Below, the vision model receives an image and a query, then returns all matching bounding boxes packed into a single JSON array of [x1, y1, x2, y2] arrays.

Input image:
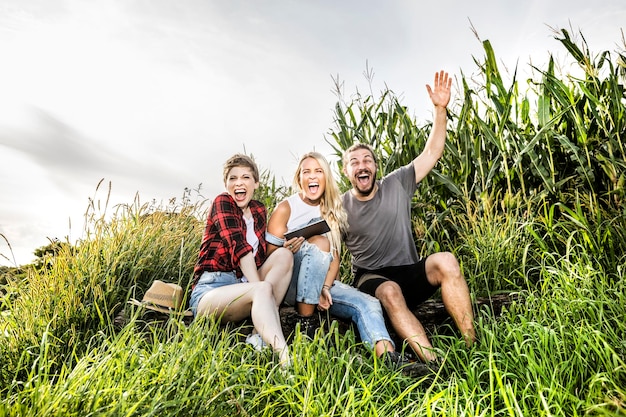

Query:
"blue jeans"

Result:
[[284, 241, 394, 349], [328, 280, 394, 349], [284, 241, 333, 306]]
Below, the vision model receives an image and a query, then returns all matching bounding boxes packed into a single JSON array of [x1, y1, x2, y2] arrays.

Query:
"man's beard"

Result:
[[355, 183, 375, 197]]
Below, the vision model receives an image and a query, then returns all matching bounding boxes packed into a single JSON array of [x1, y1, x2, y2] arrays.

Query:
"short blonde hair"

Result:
[[222, 154, 259, 184]]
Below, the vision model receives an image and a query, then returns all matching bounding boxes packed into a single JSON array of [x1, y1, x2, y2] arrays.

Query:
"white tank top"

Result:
[[285, 193, 321, 232]]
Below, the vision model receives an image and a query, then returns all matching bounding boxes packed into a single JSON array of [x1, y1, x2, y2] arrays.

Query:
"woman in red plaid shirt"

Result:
[[189, 154, 293, 367]]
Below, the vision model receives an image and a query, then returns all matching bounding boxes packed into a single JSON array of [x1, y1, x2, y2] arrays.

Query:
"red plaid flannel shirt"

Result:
[[192, 192, 267, 286]]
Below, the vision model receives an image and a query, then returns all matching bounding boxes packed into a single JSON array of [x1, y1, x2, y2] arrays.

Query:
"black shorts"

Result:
[[354, 257, 438, 309]]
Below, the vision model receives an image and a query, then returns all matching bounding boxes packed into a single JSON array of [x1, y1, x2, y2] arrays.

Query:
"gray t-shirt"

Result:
[[342, 163, 420, 270]]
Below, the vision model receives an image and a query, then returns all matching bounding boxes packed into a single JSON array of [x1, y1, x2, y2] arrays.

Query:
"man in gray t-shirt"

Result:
[[341, 71, 476, 363]]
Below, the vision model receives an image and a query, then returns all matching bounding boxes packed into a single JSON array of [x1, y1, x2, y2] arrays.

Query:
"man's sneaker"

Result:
[[382, 351, 435, 378], [245, 332, 267, 351]]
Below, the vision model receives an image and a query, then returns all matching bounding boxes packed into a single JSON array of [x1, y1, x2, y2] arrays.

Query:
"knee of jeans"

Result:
[[350, 292, 384, 316], [311, 248, 332, 268], [342, 292, 384, 319], [300, 248, 331, 272], [303, 240, 331, 258], [366, 299, 384, 317]]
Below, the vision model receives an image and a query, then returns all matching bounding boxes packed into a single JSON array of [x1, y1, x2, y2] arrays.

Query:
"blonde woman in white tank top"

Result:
[[266, 153, 431, 377]]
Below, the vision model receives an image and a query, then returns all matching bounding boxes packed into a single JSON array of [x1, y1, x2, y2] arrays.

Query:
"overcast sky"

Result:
[[1, 0, 624, 267]]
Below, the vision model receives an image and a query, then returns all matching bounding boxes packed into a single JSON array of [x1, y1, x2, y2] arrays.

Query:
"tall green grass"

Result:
[[0, 181, 205, 390], [6, 268, 621, 417]]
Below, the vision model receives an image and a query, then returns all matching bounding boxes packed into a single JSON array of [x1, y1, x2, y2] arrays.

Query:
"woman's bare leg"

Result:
[[258, 247, 293, 306], [196, 281, 290, 366]]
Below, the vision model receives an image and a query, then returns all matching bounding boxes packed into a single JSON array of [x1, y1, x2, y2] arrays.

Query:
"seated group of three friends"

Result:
[[188, 71, 476, 376]]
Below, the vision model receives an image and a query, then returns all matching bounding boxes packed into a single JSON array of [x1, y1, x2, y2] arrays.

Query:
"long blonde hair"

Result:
[[292, 152, 348, 254]]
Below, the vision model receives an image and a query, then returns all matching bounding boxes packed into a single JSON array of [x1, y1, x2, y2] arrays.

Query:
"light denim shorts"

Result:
[[189, 271, 242, 316]]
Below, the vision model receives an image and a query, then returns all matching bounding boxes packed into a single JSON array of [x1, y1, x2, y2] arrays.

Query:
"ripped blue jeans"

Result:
[[328, 281, 394, 349], [284, 240, 332, 306], [283, 240, 394, 349]]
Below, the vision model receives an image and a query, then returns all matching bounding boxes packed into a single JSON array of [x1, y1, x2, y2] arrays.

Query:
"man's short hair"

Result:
[[343, 143, 378, 166]]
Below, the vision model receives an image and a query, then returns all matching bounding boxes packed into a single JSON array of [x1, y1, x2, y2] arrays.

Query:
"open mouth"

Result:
[[234, 189, 247, 202], [356, 171, 371, 187], [308, 182, 320, 194]]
